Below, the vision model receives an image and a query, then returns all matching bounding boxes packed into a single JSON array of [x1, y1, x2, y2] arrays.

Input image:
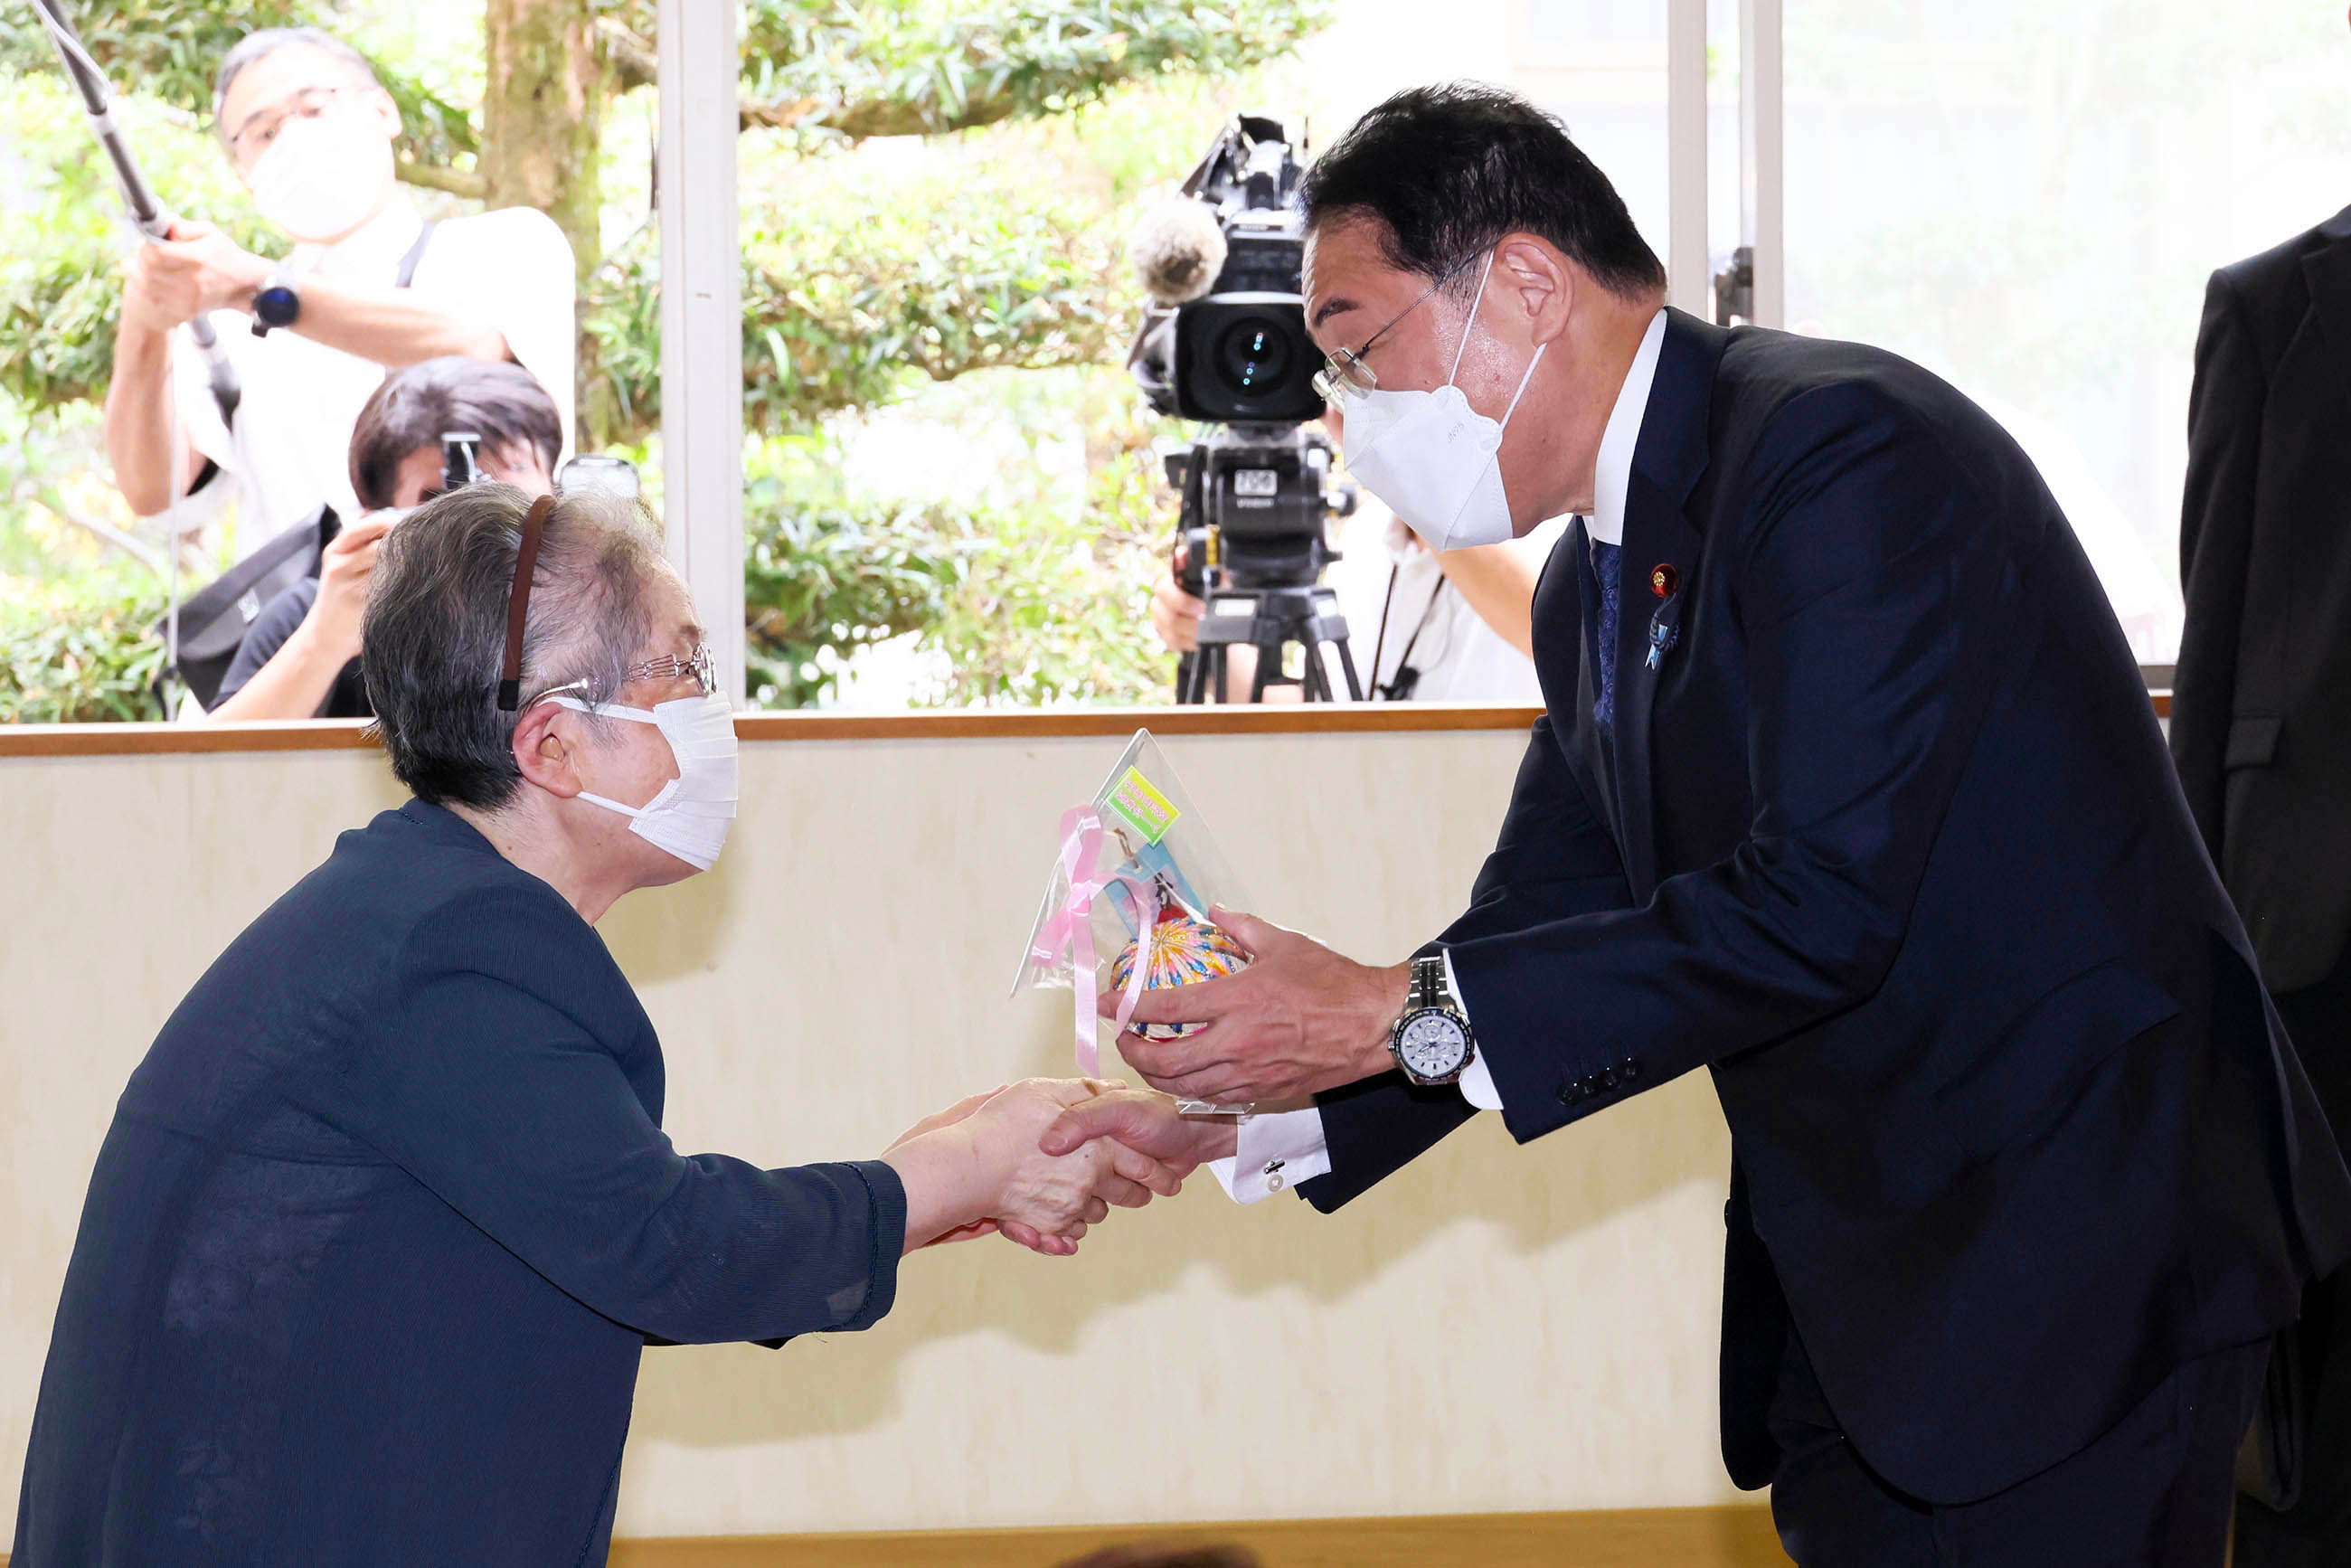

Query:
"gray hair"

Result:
[[364, 485, 667, 810], [213, 27, 382, 128]]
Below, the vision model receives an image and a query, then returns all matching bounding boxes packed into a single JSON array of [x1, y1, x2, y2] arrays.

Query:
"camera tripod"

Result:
[[1176, 582, 1364, 704]]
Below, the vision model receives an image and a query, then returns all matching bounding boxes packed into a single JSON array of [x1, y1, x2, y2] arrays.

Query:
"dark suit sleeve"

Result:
[[1451, 384, 2011, 1147], [331, 890, 904, 1346], [2169, 269, 2267, 863], [1301, 716, 1634, 1212], [214, 580, 318, 704]]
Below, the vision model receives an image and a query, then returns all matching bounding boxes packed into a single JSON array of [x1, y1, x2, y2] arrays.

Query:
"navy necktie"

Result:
[[1591, 539, 1622, 731]]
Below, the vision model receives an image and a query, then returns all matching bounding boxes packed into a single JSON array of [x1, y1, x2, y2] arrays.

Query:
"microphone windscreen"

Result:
[[1129, 197, 1228, 307]]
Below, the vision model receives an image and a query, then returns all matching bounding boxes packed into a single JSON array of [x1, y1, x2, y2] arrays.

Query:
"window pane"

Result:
[[1784, 0, 2351, 663], [0, 0, 621, 721]]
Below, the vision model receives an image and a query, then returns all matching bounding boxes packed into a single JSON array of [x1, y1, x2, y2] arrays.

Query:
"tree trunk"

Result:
[[480, 0, 602, 433]]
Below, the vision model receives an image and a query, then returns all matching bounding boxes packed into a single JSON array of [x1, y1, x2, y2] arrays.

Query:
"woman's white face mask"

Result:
[[545, 691, 739, 872], [1338, 250, 1547, 553]]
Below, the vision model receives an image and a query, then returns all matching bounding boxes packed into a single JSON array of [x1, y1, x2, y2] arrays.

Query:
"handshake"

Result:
[[881, 1079, 1243, 1256], [885, 908, 1419, 1254]]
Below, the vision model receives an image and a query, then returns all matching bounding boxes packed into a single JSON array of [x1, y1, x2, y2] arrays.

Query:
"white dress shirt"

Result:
[[1208, 307, 1669, 1204], [167, 195, 577, 547], [1317, 506, 1565, 704]]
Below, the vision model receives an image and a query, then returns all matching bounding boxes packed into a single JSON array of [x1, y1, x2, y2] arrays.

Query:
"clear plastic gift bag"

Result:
[[1011, 730, 1255, 1118]]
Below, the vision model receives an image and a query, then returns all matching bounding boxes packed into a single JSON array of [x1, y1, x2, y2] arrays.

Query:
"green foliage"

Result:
[[2, 0, 1330, 715], [0, 73, 279, 408], [741, 0, 1332, 138], [0, 399, 195, 723], [0, 575, 168, 723], [920, 419, 1173, 706], [741, 439, 953, 706], [0, 0, 478, 165], [745, 197, 1124, 434], [581, 172, 1128, 448]]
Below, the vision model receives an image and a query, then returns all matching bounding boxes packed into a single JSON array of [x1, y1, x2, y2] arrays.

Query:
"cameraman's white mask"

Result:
[[546, 691, 740, 872], [1341, 250, 1546, 553], [248, 109, 394, 244]]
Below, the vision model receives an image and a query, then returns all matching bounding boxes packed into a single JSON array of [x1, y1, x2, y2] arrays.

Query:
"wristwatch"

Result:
[[250, 257, 300, 335], [1389, 953, 1476, 1086]]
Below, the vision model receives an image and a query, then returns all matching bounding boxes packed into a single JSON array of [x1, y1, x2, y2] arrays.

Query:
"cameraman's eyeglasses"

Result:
[[226, 84, 352, 168], [1310, 251, 1483, 407]]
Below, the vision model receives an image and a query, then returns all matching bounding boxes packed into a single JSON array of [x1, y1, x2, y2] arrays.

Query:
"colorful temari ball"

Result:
[[1109, 911, 1251, 1041]]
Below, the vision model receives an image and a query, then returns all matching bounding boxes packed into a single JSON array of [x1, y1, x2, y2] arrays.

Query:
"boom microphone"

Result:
[[1128, 195, 1228, 307], [33, 0, 241, 430]]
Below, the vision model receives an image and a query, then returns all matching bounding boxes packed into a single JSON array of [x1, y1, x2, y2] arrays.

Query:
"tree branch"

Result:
[[396, 158, 488, 200], [599, 17, 657, 95], [41, 491, 166, 576]]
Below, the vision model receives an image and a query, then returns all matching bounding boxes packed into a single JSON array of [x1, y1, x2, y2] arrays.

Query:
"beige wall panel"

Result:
[[0, 729, 1744, 1542]]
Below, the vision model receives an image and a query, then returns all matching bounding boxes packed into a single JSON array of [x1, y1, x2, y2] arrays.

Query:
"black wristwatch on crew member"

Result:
[[1389, 952, 1476, 1086], [251, 256, 301, 336]]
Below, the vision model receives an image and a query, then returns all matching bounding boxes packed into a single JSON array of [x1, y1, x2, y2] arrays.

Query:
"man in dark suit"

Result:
[[1048, 84, 2351, 1562], [2172, 195, 2351, 1563]]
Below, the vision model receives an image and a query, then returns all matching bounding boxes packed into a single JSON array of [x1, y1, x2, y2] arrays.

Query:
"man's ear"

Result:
[[366, 85, 403, 139], [1495, 233, 1574, 348], [511, 704, 585, 800]]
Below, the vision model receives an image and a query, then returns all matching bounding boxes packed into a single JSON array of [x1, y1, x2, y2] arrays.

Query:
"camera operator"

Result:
[[104, 26, 574, 542], [1149, 497, 1559, 702], [209, 357, 560, 722]]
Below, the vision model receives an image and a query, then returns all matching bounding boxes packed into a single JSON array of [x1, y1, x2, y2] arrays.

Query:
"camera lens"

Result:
[[1213, 316, 1295, 398]]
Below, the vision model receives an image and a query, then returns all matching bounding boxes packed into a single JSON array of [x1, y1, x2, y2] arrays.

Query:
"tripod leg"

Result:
[[1249, 645, 1273, 704], [1300, 640, 1330, 703], [1332, 638, 1364, 702]]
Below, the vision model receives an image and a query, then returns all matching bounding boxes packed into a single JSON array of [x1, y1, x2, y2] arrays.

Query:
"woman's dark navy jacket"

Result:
[[13, 800, 907, 1565]]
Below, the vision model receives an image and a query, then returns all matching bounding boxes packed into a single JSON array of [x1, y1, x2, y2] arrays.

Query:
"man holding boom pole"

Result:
[[99, 26, 575, 545]]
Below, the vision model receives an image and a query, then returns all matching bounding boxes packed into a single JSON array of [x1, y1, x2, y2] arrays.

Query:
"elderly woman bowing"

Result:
[[13, 486, 1178, 1566]]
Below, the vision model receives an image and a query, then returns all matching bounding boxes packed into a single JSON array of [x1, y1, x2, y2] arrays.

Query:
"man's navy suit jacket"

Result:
[[1297, 308, 2351, 1505]]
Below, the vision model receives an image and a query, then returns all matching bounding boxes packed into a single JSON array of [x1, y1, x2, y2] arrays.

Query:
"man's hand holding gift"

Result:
[[1091, 907, 1411, 1106]]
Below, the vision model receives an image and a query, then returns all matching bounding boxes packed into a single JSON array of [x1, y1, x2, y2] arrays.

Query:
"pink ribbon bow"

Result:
[[1028, 806, 1160, 1078]]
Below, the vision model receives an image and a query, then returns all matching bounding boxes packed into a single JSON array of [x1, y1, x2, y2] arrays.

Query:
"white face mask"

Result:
[[247, 109, 393, 244], [547, 691, 740, 872], [1340, 250, 1548, 552]]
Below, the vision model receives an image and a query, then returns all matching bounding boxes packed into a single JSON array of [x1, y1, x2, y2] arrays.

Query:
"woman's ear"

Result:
[[510, 704, 584, 800]]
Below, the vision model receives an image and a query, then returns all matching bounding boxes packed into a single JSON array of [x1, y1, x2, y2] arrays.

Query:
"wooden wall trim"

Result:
[[0, 684, 2172, 760], [601, 1507, 1790, 1568], [0, 705, 1544, 760]]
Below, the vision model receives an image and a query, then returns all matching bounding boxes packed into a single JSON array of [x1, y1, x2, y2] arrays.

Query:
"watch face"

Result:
[[1396, 1010, 1469, 1080], [255, 286, 299, 327]]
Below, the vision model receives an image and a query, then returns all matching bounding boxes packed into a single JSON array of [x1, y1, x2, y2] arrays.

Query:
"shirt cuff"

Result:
[[1442, 949, 1505, 1111], [1206, 1106, 1332, 1204]]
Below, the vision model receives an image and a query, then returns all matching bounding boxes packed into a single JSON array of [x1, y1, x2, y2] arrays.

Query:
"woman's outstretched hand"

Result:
[[884, 1079, 1188, 1257]]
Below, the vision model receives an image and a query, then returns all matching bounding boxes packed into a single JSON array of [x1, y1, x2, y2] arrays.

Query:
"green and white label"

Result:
[[1104, 767, 1180, 845]]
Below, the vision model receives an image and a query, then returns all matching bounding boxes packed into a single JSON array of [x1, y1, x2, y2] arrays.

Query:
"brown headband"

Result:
[[496, 493, 556, 711]]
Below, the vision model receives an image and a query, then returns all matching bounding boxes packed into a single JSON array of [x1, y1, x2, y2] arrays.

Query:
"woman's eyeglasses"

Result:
[[496, 495, 717, 713]]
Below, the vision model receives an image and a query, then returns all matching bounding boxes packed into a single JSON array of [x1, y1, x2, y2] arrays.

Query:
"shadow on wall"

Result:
[[622, 1073, 1731, 1450]]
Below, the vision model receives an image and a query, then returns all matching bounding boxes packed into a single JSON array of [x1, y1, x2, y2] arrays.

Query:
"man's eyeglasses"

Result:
[[1310, 251, 1483, 407], [226, 84, 351, 168]]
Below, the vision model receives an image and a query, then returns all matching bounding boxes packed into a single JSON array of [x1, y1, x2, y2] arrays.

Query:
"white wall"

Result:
[[0, 728, 1744, 1538]]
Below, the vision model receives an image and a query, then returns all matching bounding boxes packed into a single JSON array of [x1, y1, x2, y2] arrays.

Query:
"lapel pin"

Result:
[[1649, 562, 1678, 598]]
